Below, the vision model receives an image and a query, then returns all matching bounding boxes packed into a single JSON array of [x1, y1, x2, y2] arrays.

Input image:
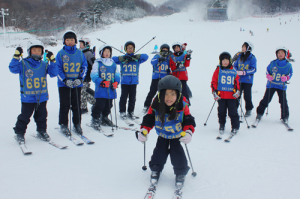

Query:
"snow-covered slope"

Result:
[[0, 12, 299, 199]]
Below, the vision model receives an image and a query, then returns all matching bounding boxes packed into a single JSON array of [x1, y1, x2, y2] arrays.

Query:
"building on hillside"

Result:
[[207, 0, 228, 21]]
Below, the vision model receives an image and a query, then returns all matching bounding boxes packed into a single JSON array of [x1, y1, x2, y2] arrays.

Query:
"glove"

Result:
[[46, 51, 56, 62], [176, 62, 184, 68], [266, 74, 274, 81], [158, 57, 166, 62], [111, 82, 118, 90], [13, 47, 23, 59], [237, 71, 246, 76], [137, 129, 148, 142], [179, 130, 192, 144], [233, 90, 240, 99], [281, 75, 290, 82], [213, 91, 221, 101], [73, 79, 82, 87], [125, 56, 133, 62], [64, 79, 73, 88], [186, 54, 191, 60], [100, 80, 110, 88]]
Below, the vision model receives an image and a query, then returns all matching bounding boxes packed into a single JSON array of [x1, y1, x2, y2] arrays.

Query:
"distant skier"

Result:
[[79, 37, 96, 114], [211, 52, 240, 137], [9, 40, 58, 143], [43, 49, 48, 61], [233, 41, 257, 117], [90, 44, 120, 129], [254, 47, 293, 125], [112, 41, 149, 120], [137, 75, 196, 190]]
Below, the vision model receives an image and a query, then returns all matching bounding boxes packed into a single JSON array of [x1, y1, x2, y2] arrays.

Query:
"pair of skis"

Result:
[[251, 119, 294, 131], [86, 123, 114, 137], [216, 130, 235, 143], [144, 183, 183, 199], [55, 127, 95, 145], [15, 133, 68, 155]]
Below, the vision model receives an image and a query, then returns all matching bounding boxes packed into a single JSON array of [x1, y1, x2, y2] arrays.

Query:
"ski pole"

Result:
[[236, 99, 250, 128], [185, 144, 197, 177], [75, 87, 81, 125], [112, 84, 118, 129], [107, 86, 114, 132], [282, 82, 286, 120], [239, 81, 243, 121], [136, 130, 148, 171], [96, 38, 125, 55], [142, 142, 147, 171], [266, 81, 272, 116], [69, 88, 72, 134], [204, 101, 216, 126], [135, 36, 156, 54]]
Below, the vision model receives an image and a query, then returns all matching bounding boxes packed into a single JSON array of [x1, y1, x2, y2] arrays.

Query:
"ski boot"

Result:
[[245, 110, 252, 117], [175, 175, 186, 189], [101, 116, 116, 127], [281, 118, 289, 124], [219, 124, 225, 135], [91, 117, 101, 130], [127, 112, 139, 120], [37, 130, 51, 141], [256, 114, 263, 121], [142, 106, 149, 114], [231, 128, 239, 136], [120, 112, 127, 120], [15, 134, 25, 144], [73, 124, 83, 136], [150, 171, 161, 185], [60, 124, 71, 137]]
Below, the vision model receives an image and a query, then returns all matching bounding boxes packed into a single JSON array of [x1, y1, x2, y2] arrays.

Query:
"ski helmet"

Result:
[[160, 44, 170, 57], [243, 41, 254, 52], [172, 42, 181, 51], [219, 52, 232, 65], [27, 40, 44, 60], [276, 46, 288, 57], [79, 37, 91, 48], [99, 44, 112, 58], [124, 41, 135, 52], [158, 75, 182, 93], [63, 30, 77, 45]]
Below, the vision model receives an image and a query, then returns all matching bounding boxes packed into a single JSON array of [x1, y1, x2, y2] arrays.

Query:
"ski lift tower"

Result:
[[1, 8, 9, 46]]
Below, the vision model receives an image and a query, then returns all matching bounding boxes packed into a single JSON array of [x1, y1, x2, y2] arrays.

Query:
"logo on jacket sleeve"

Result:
[[62, 55, 69, 63]]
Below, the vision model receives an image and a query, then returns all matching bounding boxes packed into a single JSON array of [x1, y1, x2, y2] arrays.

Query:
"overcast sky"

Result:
[[145, 0, 169, 6]]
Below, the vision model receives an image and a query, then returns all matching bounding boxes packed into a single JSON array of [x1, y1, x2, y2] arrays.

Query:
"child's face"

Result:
[[165, 89, 177, 106], [79, 42, 85, 49], [242, 45, 247, 52], [65, 38, 75, 46], [31, 47, 42, 56], [102, 48, 111, 58], [174, 46, 181, 53], [222, 59, 230, 67], [126, 45, 134, 54], [277, 50, 286, 60]]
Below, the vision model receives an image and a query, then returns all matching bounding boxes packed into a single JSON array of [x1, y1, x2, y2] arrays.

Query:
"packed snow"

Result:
[[0, 12, 300, 199]]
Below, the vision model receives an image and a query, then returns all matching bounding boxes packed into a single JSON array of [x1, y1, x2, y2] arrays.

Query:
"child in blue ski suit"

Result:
[[255, 47, 293, 124], [9, 40, 58, 143], [56, 30, 87, 136], [112, 41, 148, 120], [90, 44, 120, 129]]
